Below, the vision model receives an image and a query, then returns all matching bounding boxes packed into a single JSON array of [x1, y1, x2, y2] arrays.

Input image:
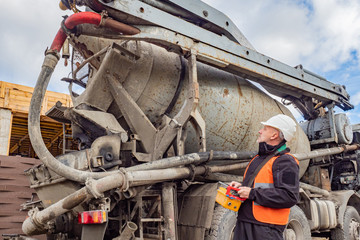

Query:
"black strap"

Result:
[[245, 152, 277, 188]]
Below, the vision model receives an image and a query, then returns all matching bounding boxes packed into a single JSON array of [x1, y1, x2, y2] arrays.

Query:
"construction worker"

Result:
[[231, 114, 299, 240]]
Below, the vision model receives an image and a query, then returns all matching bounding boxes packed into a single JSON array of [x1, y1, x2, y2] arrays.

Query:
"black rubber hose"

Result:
[[28, 53, 114, 182]]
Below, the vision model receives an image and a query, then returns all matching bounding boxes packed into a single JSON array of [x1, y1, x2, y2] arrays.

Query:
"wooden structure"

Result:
[[0, 81, 73, 236], [0, 81, 73, 157]]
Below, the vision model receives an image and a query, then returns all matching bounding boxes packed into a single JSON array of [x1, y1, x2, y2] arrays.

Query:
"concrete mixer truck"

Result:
[[9, 0, 360, 240]]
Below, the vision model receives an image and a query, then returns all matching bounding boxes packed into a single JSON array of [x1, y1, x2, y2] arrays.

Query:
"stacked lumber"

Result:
[[0, 81, 72, 116], [0, 81, 74, 158]]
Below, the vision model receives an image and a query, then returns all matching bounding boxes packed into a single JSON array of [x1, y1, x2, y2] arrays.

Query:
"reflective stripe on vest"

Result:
[[243, 153, 299, 225]]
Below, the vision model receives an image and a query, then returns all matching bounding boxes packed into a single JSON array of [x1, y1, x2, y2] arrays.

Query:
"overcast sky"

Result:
[[1, 0, 360, 123]]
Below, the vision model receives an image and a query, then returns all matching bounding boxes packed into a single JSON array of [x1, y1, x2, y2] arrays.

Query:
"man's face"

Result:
[[257, 125, 279, 143]]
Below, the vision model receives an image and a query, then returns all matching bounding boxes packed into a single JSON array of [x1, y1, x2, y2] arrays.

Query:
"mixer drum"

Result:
[[173, 62, 310, 177], [70, 37, 311, 177]]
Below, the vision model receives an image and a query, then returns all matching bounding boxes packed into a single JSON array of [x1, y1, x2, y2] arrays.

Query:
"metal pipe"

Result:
[[127, 145, 360, 186], [123, 186, 146, 199], [23, 166, 199, 235], [162, 183, 177, 240], [126, 144, 359, 174], [300, 182, 329, 197], [75, 24, 128, 39], [22, 144, 360, 235], [294, 144, 359, 161], [126, 151, 256, 171], [22, 172, 126, 235], [22, 161, 252, 235], [200, 145, 360, 173], [117, 222, 138, 240], [127, 168, 194, 186], [207, 162, 249, 173], [103, 17, 140, 35], [198, 145, 360, 175], [23, 166, 198, 235], [127, 162, 249, 187], [196, 172, 243, 183]]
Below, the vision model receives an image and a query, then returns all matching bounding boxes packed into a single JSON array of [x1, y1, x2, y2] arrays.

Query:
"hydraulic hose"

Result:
[[29, 54, 113, 182], [50, 12, 140, 52], [28, 12, 139, 182]]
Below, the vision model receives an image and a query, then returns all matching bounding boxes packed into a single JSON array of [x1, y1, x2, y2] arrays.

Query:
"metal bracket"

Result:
[[86, 178, 104, 199], [106, 45, 206, 160], [171, 50, 206, 153], [27, 207, 46, 233], [108, 76, 157, 154], [89, 197, 111, 212], [189, 108, 206, 152]]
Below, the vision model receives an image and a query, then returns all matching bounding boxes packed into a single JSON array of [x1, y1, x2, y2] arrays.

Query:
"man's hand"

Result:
[[237, 187, 252, 199], [230, 181, 242, 188]]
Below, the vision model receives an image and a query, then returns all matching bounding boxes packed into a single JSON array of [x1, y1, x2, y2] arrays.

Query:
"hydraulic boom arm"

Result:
[[80, 0, 353, 119]]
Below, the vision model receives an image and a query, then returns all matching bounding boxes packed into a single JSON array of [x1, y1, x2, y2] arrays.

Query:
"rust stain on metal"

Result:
[[232, 80, 243, 132], [237, 83, 243, 97], [70, 39, 99, 69], [73, 42, 94, 60], [217, 120, 228, 133], [223, 88, 229, 97], [103, 18, 140, 35]]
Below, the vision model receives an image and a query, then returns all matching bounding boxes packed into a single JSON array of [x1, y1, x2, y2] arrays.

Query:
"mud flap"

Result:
[[178, 183, 218, 239], [329, 190, 360, 228], [81, 222, 108, 240]]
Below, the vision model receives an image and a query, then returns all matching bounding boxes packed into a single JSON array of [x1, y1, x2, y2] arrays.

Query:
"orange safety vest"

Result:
[[243, 153, 299, 225]]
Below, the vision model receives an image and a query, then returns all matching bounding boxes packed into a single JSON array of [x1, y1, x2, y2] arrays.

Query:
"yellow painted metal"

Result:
[[59, 1, 68, 11], [215, 187, 241, 212]]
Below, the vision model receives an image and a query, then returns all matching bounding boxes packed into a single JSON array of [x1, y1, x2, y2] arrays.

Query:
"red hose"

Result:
[[50, 12, 102, 52], [65, 11, 102, 29], [50, 28, 68, 53], [49, 12, 139, 52]]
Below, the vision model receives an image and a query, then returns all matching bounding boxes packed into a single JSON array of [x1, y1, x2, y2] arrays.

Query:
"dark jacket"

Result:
[[237, 141, 300, 232]]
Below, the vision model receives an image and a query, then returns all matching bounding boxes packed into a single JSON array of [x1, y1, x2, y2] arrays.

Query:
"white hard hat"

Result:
[[261, 114, 297, 142]]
